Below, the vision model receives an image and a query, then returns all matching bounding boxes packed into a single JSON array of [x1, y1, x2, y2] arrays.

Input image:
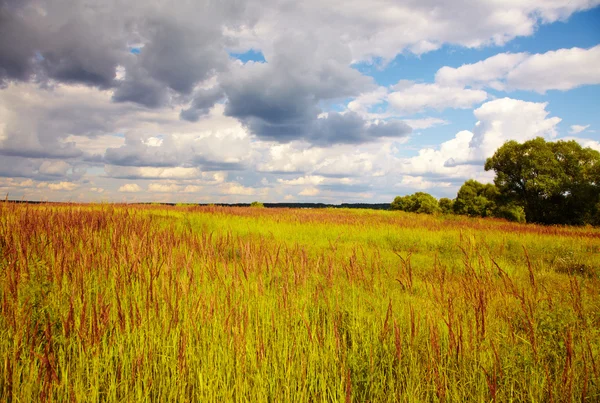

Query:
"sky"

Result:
[[0, 0, 599, 203]]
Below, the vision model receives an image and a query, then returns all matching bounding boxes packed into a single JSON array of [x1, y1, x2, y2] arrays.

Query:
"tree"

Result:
[[250, 201, 265, 208], [453, 180, 499, 217], [485, 137, 600, 225], [439, 198, 454, 214], [391, 195, 412, 212], [391, 192, 440, 214]]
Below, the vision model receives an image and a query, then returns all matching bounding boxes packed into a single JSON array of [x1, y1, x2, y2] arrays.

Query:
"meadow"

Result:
[[1, 202, 599, 402]]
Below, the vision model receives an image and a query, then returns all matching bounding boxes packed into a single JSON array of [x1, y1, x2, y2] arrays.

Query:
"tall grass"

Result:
[[1, 202, 599, 401]]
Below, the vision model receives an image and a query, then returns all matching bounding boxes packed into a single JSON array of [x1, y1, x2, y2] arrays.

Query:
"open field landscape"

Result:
[[1, 202, 599, 402]]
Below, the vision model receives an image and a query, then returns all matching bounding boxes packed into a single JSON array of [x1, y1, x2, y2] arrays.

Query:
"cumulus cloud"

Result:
[[118, 183, 142, 192], [277, 176, 325, 186], [180, 86, 225, 122], [388, 83, 488, 115], [2, 0, 600, 201], [222, 183, 258, 196], [467, 98, 561, 161], [436, 45, 600, 92], [48, 181, 78, 191], [3, 0, 594, 146], [39, 161, 71, 176], [230, 0, 600, 62], [506, 45, 600, 92], [183, 185, 203, 193], [400, 98, 563, 179], [396, 175, 452, 190], [436, 53, 528, 89], [220, 33, 384, 144], [299, 187, 320, 196]]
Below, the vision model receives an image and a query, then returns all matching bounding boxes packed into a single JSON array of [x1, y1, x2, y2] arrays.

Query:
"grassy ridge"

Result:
[[1, 203, 599, 402]]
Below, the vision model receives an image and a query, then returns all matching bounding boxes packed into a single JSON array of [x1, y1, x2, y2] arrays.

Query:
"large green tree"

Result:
[[484, 137, 600, 225], [453, 179, 499, 217]]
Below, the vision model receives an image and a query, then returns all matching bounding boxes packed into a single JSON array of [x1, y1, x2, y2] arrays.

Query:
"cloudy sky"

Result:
[[1, 0, 599, 203]]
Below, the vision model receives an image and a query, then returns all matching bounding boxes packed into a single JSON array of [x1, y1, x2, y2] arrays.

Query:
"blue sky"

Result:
[[0, 0, 599, 203]]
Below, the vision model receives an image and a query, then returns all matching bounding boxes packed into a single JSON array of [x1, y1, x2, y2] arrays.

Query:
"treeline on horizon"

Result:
[[392, 137, 600, 226]]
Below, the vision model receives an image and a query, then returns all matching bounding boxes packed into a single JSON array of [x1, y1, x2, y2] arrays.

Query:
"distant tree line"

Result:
[[392, 137, 600, 225]]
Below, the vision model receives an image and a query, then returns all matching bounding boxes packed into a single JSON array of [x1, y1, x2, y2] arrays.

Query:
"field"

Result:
[[1, 202, 600, 402]]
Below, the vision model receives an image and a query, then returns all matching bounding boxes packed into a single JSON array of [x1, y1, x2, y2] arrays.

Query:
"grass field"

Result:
[[1, 202, 599, 402]]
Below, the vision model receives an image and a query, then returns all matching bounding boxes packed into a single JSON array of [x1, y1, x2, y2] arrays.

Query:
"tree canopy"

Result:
[[485, 137, 600, 225], [453, 179, 499, 217], [391, 192, 440, 214], [391, 138, 599, 226]]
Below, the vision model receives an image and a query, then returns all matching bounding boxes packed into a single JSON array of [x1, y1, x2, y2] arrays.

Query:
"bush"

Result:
[[391, 192, 440, 215], [439, 198, 454, 214], [495, 204, 526, 223], [250, 201, 265, 208]]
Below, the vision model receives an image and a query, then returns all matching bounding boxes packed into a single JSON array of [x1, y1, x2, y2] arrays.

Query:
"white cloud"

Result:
[[399, 97, 562, 181], [0, 178, 36, 188], [236, 0, 600, 62], [388, 83, 487, 114], [467, 98, 561, 161], [436, 53, 528, 89], [65, 134, 125, 156], [48, 181, 78, 191], [2, 1, 599, 203], [39, 161, 71, 176], [400, 130, 479, 178], [299, 187, 320, 196], [118, 184, 142, 193], [396, 175, 451, 190], [562, 137, 600, 152], [183, 185, 203, 193], [105, 166, 204, 180], [436, 45, 600, 92], [569, 124, 590, 134], [403, 118, 449, 130], [507, 45, 600, 92], [222, 183, 257, 196], [347, 87, 388, 115], [144, 136, 164, 147], [277, 176, 326, 186]]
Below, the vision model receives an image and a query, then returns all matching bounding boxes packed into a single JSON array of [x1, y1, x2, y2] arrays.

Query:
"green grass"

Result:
[[1, 203, 599, 401]]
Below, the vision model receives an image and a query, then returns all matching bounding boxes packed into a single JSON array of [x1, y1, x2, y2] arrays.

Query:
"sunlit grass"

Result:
[[1, 202, 599, 401]]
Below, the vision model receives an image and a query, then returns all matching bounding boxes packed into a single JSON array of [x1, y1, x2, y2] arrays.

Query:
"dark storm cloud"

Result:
[[0, 2, 38, 85], [0, 145, 82, 160], [2, 0, 411, 150], [0, 0, 126, 88], [220, 33, 382, 145], [180, 86, 225, 121], [138, 21, 227, 94], [0, 0, 237, 93], [0, 155, 83, 181], [310, 112, 412, 146], [0, 156, 42, 178], [37, 20, 123, 88], [112, 67, 170, 108]]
